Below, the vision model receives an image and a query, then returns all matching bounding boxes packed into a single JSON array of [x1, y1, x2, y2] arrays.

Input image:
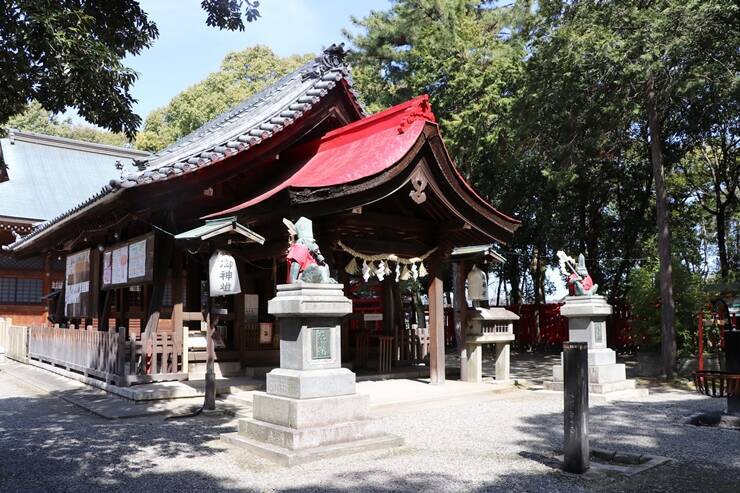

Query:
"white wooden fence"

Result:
[[0, 318, 29, 362], [28, 325, 125, 385], [25, 325, 185, 386]]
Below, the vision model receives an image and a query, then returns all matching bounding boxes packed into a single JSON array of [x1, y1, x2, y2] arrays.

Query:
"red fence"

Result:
[[505, 301, 636, 352]]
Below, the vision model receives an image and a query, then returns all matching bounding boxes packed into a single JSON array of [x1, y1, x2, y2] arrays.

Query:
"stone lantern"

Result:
[[463, 307, 518, 383]]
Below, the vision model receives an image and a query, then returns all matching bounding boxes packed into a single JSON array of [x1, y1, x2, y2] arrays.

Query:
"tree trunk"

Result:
[[716, 198, 729, 279], [647, 76, 676, 378]]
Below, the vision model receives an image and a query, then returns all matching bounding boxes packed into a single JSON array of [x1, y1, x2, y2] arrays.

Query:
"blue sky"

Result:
[[124, 0, 391, 121]]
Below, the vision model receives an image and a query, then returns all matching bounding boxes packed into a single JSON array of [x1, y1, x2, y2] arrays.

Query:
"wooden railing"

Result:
[[28, 325, 124, 385], [26, 325, 185, 387], [0, 318, 29, 363]]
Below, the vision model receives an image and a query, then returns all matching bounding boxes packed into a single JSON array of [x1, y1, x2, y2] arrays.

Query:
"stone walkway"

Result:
[[2, 358, 738, 492]]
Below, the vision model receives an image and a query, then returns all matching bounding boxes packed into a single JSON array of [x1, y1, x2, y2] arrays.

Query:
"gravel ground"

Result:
[[1, 366, 738, 492]]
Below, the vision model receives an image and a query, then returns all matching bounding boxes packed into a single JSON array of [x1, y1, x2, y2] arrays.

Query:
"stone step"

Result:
[[221, 431, 403, 467]]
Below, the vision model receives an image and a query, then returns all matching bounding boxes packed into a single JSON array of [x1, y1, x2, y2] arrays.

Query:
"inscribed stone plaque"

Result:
[[311, 327, 332, 360], [593, 321, 605, 346]]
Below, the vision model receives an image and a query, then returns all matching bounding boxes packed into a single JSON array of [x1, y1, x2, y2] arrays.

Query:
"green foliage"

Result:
[[0, 0, 158, 139], [347, 0, 738, 308], [0, 0, 264, 139], [626, 238, 705, 354], [6, 101, 129, 147], [136, 46, 313, 151]]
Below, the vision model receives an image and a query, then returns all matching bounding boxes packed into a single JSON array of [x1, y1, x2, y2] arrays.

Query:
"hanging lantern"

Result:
[[345, 257, 359, 275]]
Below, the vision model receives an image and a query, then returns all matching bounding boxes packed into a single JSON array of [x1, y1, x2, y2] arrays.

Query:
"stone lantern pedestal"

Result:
[[544, 296, 647, 400], [222, 282, 402, 465]]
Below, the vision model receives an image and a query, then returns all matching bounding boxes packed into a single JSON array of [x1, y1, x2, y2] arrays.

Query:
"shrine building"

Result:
[[6, 45, 520, 387]]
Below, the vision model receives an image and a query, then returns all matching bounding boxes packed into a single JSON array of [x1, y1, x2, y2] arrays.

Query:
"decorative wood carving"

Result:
[[409, 169, 428, 204]]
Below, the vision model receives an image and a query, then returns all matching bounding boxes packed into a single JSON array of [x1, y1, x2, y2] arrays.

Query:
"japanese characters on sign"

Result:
[[101, 233, 155, 289], [208, 250, 241, 296]]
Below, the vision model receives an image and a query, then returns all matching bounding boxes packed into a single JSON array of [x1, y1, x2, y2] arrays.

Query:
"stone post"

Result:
[[563, 341, 589, 473], [221, 282, 402, 465], [725, 330, 740, 416]]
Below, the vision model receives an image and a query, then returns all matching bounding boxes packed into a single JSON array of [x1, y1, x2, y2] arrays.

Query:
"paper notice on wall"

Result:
[[102, 251, 112, 285], [112, 246, 128, 285], [127, 239, 146, 279], [244, 294, 259, 322], [65, 281, 90, 304]]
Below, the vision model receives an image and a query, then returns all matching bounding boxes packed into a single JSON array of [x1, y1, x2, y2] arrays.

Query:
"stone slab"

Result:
[[221, 432, 403, 467], [240, 416, 382, 450], [252, 392, 370, 429], [268, 283, 352, 317], [266, 367, 356, 399], [552, 362, 626, 384], [560, 296, 613, 318]]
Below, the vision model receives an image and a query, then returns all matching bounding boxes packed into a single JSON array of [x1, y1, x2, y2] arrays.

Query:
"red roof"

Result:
[[206, 95, 435, 218], [205, 95, 519, 228]]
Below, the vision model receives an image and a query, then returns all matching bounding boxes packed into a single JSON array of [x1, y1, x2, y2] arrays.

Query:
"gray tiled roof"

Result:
[[119, 43, 363, 187], [0, 131, 149, 222], [6, 44, 362, 252]]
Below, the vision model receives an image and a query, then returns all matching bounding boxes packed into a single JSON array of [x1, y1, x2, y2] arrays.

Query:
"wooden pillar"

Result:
[[382, 277, 394, 335], [43, 253, 52, 321], [452, 261, 470, 381], [171, 249, 185, 373], [428, 273, 445, 385]]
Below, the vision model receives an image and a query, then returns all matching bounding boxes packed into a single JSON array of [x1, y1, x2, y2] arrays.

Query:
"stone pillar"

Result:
[[544, 296, 647, 399], [563, 342, 589, 473], [463, 343, 483, 383], [494, 343, 510, 381], [725, 330, 740, 416], [222, 282, 402, 465]]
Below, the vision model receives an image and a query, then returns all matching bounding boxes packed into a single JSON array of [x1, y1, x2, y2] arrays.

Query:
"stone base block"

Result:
[[552, 363, 626, 384], [252, 392, 370, 429], [240, 416, 384, 451], [266, 367, 356, 399], [222, 432, 403, 467], [543, 378, 647, 401]]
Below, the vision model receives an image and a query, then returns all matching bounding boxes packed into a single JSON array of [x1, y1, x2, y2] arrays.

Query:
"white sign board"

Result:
[[127, 239, 147, 278], [112, 246, 128, 285]]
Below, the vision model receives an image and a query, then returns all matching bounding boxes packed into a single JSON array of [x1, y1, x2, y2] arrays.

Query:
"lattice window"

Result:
[[16, 278, 43, 303], [0, 277, 17, 303], [481, 321, 511, 334], [0, 277, 43, 304]]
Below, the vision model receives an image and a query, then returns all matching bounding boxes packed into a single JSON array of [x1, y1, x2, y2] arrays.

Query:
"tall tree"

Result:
[[524, 0, 738, 376], [0, 0, 264, 138], [6, 101, 129, 147], [135, 46, 313, 151]]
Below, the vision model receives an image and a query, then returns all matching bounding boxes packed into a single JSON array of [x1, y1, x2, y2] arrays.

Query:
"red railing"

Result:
[[504, 301, 636, 352]]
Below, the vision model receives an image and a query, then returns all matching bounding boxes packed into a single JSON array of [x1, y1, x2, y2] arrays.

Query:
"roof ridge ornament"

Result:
[[397, 95, 436, 134], [303, 43, 346, 81]]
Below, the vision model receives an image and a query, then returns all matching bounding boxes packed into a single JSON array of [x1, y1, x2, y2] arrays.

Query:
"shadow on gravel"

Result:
[[0, 390, 235, 492], [513, 393, 740, 492]]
